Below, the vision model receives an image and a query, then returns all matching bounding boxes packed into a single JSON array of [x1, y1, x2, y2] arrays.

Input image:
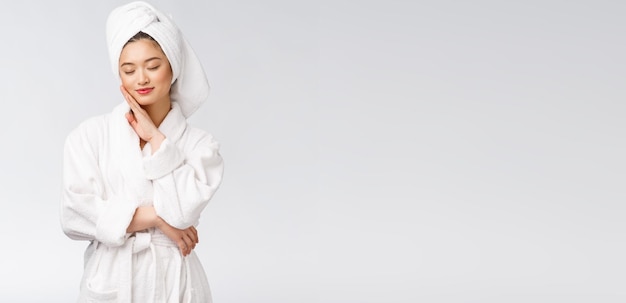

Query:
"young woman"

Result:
[[61, 2, 223, 302]]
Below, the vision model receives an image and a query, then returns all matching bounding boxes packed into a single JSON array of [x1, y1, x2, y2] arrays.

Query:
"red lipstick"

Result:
[[136, 87, 154, 95]]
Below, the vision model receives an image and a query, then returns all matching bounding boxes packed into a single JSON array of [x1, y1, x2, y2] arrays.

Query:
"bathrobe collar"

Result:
[[154, 102, 187, 144], [114, 101, 187, 146], [108, 101, 187, 206]]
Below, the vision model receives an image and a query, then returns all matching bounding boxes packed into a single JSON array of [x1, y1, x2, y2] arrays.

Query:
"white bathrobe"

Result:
[[61, 101, 223, 302]]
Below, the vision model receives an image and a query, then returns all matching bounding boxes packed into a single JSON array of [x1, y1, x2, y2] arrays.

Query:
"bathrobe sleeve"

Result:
[[143, 131, 223, 229], [61, 120, 136, 247]]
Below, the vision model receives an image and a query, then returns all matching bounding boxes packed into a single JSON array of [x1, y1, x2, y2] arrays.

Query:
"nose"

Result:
[[137, 71, 150, 85]]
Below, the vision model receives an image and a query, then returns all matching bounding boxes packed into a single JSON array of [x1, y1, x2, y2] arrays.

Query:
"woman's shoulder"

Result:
[[65, 112, 112, 145], [67, 103, 126, 140]]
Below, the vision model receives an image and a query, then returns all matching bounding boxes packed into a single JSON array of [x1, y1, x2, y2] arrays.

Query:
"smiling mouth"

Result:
[[136, 88, 154, 95]]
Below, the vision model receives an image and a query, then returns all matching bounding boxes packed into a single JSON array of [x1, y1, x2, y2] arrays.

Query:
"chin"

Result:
[[136, 99, 156, 107], [138, 94, 169, 107]]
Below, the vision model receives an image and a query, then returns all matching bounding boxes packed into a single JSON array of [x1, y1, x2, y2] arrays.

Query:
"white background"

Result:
[[0, 1, 624, 302]]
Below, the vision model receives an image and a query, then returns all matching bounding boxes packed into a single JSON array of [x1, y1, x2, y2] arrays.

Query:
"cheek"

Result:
[[155, 70, 173, 85], [119, 75, 139, 98], [119, 74, 133, 88], [155, 64, 173, 84]]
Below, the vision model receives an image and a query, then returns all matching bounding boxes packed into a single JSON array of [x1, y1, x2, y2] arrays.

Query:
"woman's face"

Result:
[[118, 39, 173, 107]]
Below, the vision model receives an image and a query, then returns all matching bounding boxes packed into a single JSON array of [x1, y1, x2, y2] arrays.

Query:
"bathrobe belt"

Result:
[[116, 231, 193, 302]]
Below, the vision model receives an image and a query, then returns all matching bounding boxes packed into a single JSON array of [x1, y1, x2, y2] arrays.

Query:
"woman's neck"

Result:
[[142, 98, 172, 128]]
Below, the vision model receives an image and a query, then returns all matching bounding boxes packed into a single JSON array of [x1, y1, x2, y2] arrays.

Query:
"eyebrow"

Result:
[[120, 57, 162, 67]]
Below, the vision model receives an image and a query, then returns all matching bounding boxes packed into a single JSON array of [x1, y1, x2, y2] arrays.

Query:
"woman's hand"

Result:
[[120, 85, 165, 149], [156, 218, 199, 257]]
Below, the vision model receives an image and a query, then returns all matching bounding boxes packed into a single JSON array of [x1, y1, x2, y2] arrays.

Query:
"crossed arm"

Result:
[[127, 206, 198, 256], [121, 86, 199, 256]]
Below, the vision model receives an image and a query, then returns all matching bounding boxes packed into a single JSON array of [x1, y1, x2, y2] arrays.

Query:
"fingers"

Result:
[[177, 237, 192, 256], [120, 85, 143, 114], [125, 111, 136, 124], [120, 85, 134, 101], [177, 240, 190, 257], [120, 85, 133, 104], [183, 232, 196, 252], [189, 226, 199, 244], [157, 220, 196, 256], [120, 84, 129, 95], [177, 227, 200, 257]]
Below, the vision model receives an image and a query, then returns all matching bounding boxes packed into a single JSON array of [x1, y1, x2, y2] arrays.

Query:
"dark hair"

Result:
[[124, 31, 159, 47]]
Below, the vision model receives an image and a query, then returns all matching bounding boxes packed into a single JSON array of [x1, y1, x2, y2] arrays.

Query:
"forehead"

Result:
[[119, 39, 168, 64]]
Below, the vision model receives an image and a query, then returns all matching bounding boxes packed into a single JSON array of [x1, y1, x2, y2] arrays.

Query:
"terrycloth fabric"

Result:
[[106, 1, 210, 118], [61, 102, 224, 302]]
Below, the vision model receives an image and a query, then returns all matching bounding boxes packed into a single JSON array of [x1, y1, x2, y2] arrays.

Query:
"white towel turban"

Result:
[[106, 1, 210, 118]]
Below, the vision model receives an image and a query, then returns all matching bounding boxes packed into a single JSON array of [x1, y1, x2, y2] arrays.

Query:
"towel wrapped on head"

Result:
[[106, 1, 209, 118]]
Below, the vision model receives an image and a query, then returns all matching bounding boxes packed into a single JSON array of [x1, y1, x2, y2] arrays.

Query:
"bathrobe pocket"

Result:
[[80, 244, 120, 302]]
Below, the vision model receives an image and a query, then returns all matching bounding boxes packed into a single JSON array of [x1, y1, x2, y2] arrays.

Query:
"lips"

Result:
[[136, 87, 154, 95]]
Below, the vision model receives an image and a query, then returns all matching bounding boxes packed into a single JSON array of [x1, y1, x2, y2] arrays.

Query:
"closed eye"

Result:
[[148, 65, 160, 71]]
